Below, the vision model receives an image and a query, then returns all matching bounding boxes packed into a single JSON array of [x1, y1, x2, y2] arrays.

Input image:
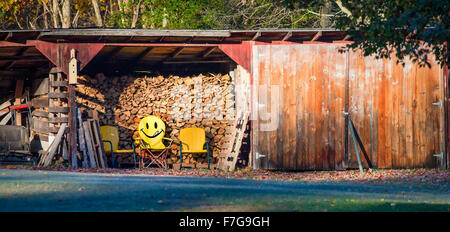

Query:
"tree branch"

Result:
[[334, 0, 352, 17]]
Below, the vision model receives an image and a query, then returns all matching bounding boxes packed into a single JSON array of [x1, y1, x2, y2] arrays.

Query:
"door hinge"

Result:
[[255, 152, 266, 159], [433, 152, 444, 159], [432, 101, 442, 107]]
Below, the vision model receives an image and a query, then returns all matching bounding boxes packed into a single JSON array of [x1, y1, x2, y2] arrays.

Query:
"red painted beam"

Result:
[[218, 41, 254, 74], [106, 43, 219, 47], [35, 41, 104, 75], [0, 40, 36, 47]]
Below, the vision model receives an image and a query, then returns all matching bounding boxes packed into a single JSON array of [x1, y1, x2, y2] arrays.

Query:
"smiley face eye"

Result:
[[154, 122, 158, 129], [146, 123, 149, 129]]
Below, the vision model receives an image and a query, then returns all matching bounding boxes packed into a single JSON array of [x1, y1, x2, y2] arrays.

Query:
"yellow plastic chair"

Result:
[[179, 127, 210, 169], [100, 126, 136, 168]]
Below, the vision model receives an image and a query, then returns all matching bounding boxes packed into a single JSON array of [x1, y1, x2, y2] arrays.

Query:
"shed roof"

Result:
[[0, 28, 350, 78], [0, 28, 347, 44]]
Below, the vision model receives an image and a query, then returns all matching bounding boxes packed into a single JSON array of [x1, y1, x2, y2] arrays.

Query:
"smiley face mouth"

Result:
[[140, 128, 164, 138]]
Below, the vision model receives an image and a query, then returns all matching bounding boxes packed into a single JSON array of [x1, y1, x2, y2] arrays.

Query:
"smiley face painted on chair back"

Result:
[[138, 115, 166, 146]]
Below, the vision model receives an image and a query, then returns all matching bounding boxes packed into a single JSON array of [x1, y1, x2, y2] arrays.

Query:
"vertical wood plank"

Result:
[[397, 59, 407, 168], [68, 84, 78, 168], [14, 80, 24, 126], [405, 61, 415, 168], [296, 47, 306, 170], [83, 121, 97, 168]]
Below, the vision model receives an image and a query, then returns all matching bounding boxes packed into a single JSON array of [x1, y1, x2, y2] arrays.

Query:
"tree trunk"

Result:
[[42, 2, 49, 29], [61, 0, 71, 28], [92, 0, 103, 27], [334, 0, 352, 17], [117, 0, 127, 26], [72, 10, 80, 27], [320, 1, 332, 28], [130, 0, 141, 28], [51, 0, 60, 28], [162, 7, 168, 28]]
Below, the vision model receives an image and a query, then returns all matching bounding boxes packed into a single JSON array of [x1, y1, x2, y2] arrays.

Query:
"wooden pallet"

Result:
[[82, 119, 108, 168], [48, 68, 69, 150]]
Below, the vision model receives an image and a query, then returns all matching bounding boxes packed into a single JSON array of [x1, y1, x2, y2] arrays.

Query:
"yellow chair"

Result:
[[179, 127, 210, 169], [136, 115, 173, 168], [100, 126, 137, 168]]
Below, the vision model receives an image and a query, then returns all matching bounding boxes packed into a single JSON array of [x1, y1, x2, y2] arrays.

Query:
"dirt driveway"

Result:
[[0, 168, 448, 212]]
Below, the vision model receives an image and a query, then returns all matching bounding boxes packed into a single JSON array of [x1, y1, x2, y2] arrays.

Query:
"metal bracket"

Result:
[[255, 152, 266, 159], [433, 152, 444, 159], [432, 101, 442, 107]]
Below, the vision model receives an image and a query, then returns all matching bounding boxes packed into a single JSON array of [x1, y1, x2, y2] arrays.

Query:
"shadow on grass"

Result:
[[0, 169, 449, 212]]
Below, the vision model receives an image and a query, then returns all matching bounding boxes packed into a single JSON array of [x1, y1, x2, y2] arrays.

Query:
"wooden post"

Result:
[[77, 108, 88, 168], [69, 98, 78, 168], [14, 80, 24, 126], [349, 120, 364, 174], [68, 49, 78, 167], [344, 51, 350, 168], [83, 121, 97, 168]]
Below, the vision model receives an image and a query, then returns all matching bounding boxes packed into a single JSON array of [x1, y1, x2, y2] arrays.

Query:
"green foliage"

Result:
[[107, 0, 225, 29], [106, 0, 319, 29], [1, 0, 445, 69], [139, 0, 213, 29], [204, 0, 321, 29], [0, 0, 37, 29], [334, 0, 449, 67]]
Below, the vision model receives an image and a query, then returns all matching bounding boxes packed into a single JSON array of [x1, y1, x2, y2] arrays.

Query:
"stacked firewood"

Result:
[[75, 73, 235, 167]]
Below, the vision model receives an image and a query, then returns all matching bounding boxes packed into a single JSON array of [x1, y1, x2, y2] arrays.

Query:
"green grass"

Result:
[[189, 194, 450, 212]]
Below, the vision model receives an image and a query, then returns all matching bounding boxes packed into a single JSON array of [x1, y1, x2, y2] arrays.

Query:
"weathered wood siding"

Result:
[[348, 50, 444, 169], [252, 44, 445, 170]]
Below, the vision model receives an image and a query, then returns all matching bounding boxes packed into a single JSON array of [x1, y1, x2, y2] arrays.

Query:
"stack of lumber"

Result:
[[75, 109, 108, 168], [75, 73, 235, 167], [0, 96, 13, 125], [38, 108, 108, 168], [38, 123, 67, 167], [0, 80, 30, 126]]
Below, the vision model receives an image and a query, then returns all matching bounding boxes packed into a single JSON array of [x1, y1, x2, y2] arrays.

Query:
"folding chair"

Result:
[[136, 115, 173, 169], [179, 127, 210, 169], [100, 126, 137, 168]]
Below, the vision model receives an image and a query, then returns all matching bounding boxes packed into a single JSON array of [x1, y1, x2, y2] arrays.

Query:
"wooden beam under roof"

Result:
[[282, 31, 293, 41], [252, 31, 261, 41], [162, 58, 232, 64], [200, 47, 217, 58], [4, 32, 13, 41], [0, 55, 44, 60], [123, 47, 155, 72], [163, 47, 185, 61], [3, 47, 29, 70], [0, 56, 48, 62], [133, 47, 154, 63], [0, 70, 28, 77], [102, 47, 124, 63], [106, 47, 124, 57], [311, 31, 322, 41]]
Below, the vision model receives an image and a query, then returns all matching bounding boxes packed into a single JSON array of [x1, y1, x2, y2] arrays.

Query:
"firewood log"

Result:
[[76, 73, 235, 166]]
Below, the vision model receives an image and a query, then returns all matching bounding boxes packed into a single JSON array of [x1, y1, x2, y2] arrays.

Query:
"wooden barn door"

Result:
[[252, 44, 347, 170], [252, 44, 446, 170], [348, 52, 446, 169]]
